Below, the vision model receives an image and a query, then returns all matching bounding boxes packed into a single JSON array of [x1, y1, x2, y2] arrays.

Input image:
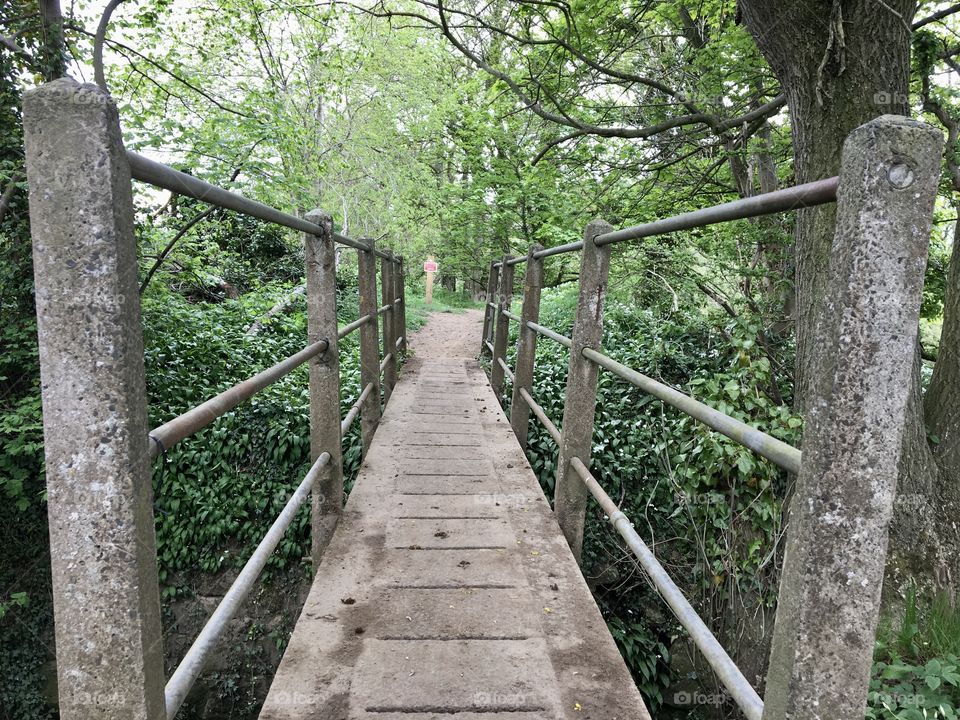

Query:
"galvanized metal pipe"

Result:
[[502, 309, 521, 323], [526, 321, 573, 349], [164, 451, 331, 718], [377, 303, 391, 316], [497, 357, 515, 383], [341, 383, 374, 436], [127, 152, 397, 261], [519, 387, 561, 445], [485, 340, 494, 354], [529, 177, 839, 261], [149, 338, 330, 458], [337, 314, 373, 340], [569, 457, 763, 720], [379, 352, 393, 374], [597, 177, 838, 246], [581, 347, 801, 474], [395, 336, 403, 349]]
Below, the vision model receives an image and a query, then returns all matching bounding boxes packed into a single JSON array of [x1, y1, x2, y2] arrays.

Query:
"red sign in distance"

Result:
[[423, 261, 438, 272]]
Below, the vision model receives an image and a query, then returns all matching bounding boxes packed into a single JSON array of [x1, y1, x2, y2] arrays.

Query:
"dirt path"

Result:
[[407, 308, 485, 359]]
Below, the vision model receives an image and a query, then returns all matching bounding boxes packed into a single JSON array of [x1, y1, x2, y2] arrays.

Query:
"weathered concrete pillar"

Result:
[[23, 77, 166, 720], [304, 210, 343, 565], [490, 257, 515, 400], [357, 241, 382, 457], [762, 115, 943, 720], [380, 253, 398, 404], [480, 260, 498, 357], [554, 220, 613, 563], [510, 245, 545, 450], [396, 256, 408, 355]]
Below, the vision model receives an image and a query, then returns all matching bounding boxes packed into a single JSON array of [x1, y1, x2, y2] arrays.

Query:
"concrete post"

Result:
[[554, 220, 613, 564], [357, 241, 382, 457], [304, 210, 343, 565], [480, 261, 498, 357], [396, 256, 408, 354], [380, 253, 398, 404], [762, 116, 943, 720], [22, 78, 166, 720], [510, 245, 545, 450], [490, 257, 515, 400]]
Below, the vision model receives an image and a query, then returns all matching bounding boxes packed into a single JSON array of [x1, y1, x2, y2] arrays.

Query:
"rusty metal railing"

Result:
[[165, 451, 332, 715], [495, 177, 839, 267], [479, 176, 837, 720], [148, 311, 391, 460], [570, 457, 763, 720], [128, 152, 397, 261]]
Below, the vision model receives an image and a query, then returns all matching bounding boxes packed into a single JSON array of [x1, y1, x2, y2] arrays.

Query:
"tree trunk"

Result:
[[739, 0, 916, 408], [738, 0, 960, 590], [926, 219, 960, 494]]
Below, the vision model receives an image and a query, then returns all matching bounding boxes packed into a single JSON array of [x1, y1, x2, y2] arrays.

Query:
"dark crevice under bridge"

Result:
[[23, 78, 945, 720]]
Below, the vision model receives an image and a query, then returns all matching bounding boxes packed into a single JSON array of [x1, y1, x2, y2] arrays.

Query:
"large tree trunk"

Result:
[[927, 220, 960, 493], [739, 0, 916, 408], [737, 0, 960, 590]]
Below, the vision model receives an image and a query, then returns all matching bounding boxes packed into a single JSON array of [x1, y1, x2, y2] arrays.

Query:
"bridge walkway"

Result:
[[259, 312, 650, 720]]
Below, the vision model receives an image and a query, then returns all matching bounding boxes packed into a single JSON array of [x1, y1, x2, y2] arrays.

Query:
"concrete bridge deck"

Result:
[[258, 323, 650, 719]]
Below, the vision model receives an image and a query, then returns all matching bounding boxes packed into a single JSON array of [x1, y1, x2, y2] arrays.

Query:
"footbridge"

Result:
[[21, 78, 944, 720]]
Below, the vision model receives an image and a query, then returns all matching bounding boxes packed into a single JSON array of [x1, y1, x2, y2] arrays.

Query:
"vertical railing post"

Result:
[[480, 260, 498, 357], [357, 240, 382, 456], [23, 78, 166, 720], [395, 256, 407, 355], [554, 220, 613, 564], [304, 210, 343, 564], [380, 252, 398, 404], [490, 256, 515, 400], [510, 245, 544, 450], [762, 117, 942, 720]]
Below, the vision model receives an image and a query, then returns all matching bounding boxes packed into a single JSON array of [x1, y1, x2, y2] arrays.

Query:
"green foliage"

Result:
[[870, 590, 960, 719], [499, 284, 798, 708], [142, 273, 368, 592]]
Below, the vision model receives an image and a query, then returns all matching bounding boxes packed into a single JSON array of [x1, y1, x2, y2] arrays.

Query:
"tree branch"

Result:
[[914, 3, 960, 29]]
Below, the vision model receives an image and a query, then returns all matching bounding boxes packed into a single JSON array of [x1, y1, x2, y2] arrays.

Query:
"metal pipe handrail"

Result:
[[581, 347, 801, 474], [341, 383, 374, 435], [379, 352, 393, 374], [497, 357, 515, 383], [502, 309, 521, 323], [149, 338, 330, 458], [395, 336, 404, 349], [527, 321, 573, 349], [569, 457, 763, 720], [149, 312, 381, 458], [492, 177, 840, 267], [127, 152, 397, 261], [377, 303, 392, 315], [519, 387, 561, 445], [337, 314, 373, 339], [597, 177, 838, 247], [164, 451, 332, 718]]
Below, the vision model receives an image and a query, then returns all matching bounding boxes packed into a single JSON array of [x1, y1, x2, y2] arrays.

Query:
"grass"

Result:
[[877, 586, 960, 662], [404, 287, 483, 331]]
